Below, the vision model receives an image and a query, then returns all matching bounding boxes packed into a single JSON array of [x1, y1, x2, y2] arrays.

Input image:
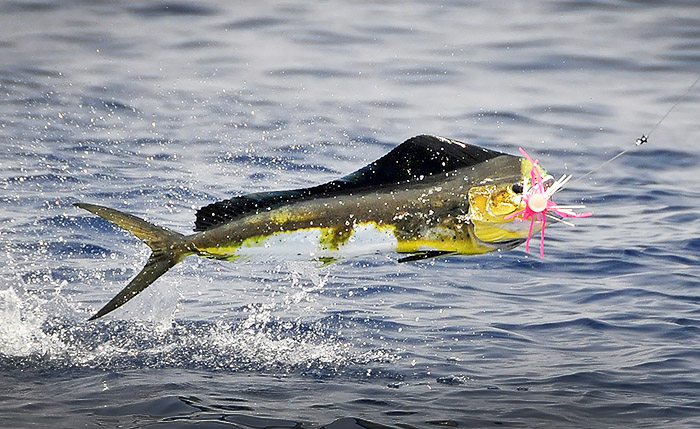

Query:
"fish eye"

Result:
[[511, 183, 523, 194]]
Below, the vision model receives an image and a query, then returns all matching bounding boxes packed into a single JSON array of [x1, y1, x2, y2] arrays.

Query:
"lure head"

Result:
[[467, 157, 552, 244]]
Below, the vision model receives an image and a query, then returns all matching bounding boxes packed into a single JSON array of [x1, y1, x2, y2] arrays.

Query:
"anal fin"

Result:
[[398, 251, 455, 263]]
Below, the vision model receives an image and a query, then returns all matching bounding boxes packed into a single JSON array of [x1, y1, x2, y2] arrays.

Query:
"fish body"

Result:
[[77, 135, 543, 319], [192, 155, 518, 261]]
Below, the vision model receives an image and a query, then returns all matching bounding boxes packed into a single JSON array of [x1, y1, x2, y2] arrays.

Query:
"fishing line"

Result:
[[568, 74, 700, 186], [512, 75, 698, 257]]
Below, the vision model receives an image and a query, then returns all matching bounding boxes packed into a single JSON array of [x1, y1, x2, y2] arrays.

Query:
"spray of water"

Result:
[[0, 261, 397, 374]]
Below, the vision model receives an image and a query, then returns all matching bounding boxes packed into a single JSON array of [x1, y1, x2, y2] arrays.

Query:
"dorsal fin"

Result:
[[194, 135, 507, 231]]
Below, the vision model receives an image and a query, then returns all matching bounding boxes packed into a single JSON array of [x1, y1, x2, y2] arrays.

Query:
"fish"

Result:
[[76, 135, 548, 320]]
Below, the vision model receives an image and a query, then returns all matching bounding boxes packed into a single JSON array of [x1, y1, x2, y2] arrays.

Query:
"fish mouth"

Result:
[[541, 175, 555, 191]]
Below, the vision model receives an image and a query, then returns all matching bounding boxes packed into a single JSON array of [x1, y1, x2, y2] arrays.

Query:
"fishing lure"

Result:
[[504, 148, 592, 258]]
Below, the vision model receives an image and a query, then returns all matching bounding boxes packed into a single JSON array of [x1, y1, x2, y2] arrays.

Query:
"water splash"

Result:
[[0, 286, 66, 358], [0, 263, 398, 375]]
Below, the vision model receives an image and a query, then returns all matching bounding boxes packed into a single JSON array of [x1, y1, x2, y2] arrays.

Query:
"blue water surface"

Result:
[[1, 1, 700, 427]]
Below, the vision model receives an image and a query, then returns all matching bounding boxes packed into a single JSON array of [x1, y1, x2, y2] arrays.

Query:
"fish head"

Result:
[[467, 158, 553, 244]]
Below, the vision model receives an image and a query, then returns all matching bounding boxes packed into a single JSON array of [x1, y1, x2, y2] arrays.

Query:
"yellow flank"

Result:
[[395, 225, 493, 255], [197, 234, 268, 260], [472, 223, 528, 243], [396, 237, 492, 255], [197, 244, 241, 261], [319, 226, 353, 250]]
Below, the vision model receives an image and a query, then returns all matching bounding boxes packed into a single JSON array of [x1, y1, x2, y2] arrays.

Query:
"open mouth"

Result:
[[541, 175, 555, 190], [518, 174, 554, 197]]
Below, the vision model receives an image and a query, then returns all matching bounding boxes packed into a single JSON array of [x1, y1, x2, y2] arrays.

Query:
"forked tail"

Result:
[[75, 203, 189, 320]]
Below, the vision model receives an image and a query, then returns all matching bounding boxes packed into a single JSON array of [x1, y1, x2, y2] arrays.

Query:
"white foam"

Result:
[[0, 286, 65, 358]]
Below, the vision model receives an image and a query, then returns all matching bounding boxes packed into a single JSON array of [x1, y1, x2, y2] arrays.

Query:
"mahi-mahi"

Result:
[[76, 135, 549, 319]]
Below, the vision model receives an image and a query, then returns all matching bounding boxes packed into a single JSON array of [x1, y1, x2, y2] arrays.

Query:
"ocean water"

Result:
[[2, 0, 700, 427]]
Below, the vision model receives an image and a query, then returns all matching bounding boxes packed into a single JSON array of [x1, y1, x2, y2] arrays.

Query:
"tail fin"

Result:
[[75, 203, 188, 320]]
